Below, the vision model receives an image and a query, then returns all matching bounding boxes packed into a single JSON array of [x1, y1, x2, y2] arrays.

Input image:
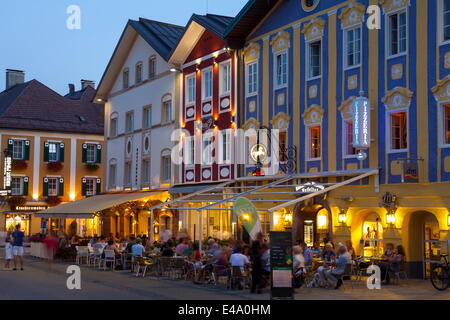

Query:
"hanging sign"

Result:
[[270, 231, 293, 300], [233, 197, 262, 240], [295, 182, 325, 193], [352, 96, 371, 149], [402, 162, 419, 183]]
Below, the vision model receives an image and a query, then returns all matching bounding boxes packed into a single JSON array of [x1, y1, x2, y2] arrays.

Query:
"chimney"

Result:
[[68, 83, 75, 95], [81, 79, 95, 89], [6, 69, 25, 90]]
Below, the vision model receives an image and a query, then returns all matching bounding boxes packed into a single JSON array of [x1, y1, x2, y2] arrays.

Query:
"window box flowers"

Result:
[[47, 161, 64, 172], [46, 196, 62, 206], [7, 196, 26, 209], [85, 163, 99, 171], [12, 160, 28, 170]]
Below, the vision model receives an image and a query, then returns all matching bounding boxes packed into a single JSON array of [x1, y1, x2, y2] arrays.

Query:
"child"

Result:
[[4, 238, 13, 269]]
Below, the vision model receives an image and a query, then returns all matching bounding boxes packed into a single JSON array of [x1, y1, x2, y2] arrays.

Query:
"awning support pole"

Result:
[[198, 209, 203, 251], [150, 209, 154, 243]]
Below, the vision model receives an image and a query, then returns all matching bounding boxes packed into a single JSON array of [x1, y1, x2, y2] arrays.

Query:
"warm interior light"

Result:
[[448, 213, 450, 227], [338, 210, 347, 224], [317, 210, 328, 229], [242, 214, 250, 222], [386, 211, 396, 225]]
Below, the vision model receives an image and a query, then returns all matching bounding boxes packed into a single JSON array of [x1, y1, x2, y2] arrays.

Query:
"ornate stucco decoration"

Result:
[[432, 75, 450, 102], [382, 87, 414, 110], [380, 0, 409, 14], [338, 1, 366, 28], [243, 42, 260, 63], [242, 117, 260, 130], [338, 96, 357, 120], [302, 18, 326, 41], [270, 112, 291, 129], [302, 105, 324, 125], [270, 31, 291, 52]]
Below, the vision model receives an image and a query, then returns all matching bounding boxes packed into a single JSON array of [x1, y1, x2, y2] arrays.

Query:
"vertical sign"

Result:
[[352, 96, 371, 149], [3, 153, 12, 195], [270, 231, 293, 300]]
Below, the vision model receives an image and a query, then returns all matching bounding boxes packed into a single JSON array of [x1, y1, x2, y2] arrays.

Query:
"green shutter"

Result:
[[23, 177, 29, 196], [58, 178, 64, 196], [82, 144, 87, 163], [43, 178, 49, 196], [43, 142, 49, 162], [96, 178, 101, 195], [7, 139, 13, 154], [24, 140, 30, 160], [96, 144, 102, 164], [81, 178, 86, 196], [59, 142, 65, 162]]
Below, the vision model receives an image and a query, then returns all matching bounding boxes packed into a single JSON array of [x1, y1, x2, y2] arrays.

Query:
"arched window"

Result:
[[161, 94, 172, 123], [148, 55, 156, 79], [135, 61, 143, 84], [110, 112, 118, 137], [123, 68, 129, 89], [161, 149, 171, 183]]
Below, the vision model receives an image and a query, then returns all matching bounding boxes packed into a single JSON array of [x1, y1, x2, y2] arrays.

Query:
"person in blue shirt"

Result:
[[321, 243, 336, 262], [12, 224, 25, 271]]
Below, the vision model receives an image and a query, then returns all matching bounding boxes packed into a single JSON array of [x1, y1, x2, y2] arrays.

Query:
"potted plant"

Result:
[[85, 163, 99, 171], [12, 160, 28, 170], [47, 161, 64, 172], [46, 196, 62, 206], [7, 196, 26, 209]]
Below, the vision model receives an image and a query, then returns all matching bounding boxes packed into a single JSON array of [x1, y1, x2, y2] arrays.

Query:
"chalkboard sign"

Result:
[[270, 231, 293, 299]]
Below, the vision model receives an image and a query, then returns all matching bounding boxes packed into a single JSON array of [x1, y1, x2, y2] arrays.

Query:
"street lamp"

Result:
[[386, 208, 396, 226]]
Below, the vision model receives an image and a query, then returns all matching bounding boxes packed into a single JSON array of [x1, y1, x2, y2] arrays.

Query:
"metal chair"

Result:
[[75, 246, 89, 266], [212, 264, 231, 287], [230, 266, 250, 290], [171, 257, 186, 279], [134, 256, 153, 277], [101, 249, 116, 271], [158, 257, 173, 278], [91, 246, 103, 268]]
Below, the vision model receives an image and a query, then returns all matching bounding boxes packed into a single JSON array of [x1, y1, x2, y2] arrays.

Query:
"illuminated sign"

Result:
[[2, 153, 12, 196], [295, 182, 325, 193], [250, 144, 268, 163], [352, 96, 371, 149], [15, 206, 49, 212]]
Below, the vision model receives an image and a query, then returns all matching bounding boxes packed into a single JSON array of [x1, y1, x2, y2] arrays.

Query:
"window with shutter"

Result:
[[43, 178, 49, 196], [23, 177, 29, 196], [59, 143, 65, 162], [58, 178, 64, 196]]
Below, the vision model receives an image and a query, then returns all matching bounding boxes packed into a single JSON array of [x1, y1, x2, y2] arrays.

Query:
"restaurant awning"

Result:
[[36, 191, 166, 219]]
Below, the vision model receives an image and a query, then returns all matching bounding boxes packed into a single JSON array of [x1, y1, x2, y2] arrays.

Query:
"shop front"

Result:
[[37, 190, 172, 239], [1, 205, 49, 235]]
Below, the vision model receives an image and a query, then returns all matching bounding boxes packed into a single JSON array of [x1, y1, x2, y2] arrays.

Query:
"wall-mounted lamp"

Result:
[[386, 208, 396, 226], [196, 64, 200, 72], [338, 209, 347, 225], [170, 67, 181, 73], [447, 213, 450, 227]]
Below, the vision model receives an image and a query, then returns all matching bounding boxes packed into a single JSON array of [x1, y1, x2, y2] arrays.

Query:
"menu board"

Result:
[[270, 231, 293, 299]]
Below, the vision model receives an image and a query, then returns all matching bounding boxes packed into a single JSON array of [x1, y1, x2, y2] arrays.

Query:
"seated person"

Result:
[[299, 242, 313, 268], [161, 240, 175, 257], [131, 239, 145, 257], [230, 246, 250, 273], [125, 236, 136, 253], [104, 240, 120, 257], [380, 245, 405, 284], [311, 241, 322, 255], [317, 246, 351, 289], [321, 243, 336, 262]]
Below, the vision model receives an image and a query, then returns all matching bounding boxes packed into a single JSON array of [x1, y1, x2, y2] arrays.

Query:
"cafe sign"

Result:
[[352, 96, 371, 149], [295, 182, 325, 193], [233, 197, 262, 240], [402, 162, 419, 183], [1, 152, 12, 196]]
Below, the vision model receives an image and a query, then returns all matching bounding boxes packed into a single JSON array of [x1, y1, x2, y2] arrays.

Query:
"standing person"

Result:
[[12, 224, 25, 271], [250, 241, 263, 294], [299, 242, 313, 269], [175, 238, 188, 256], [4, 237, 13, 270], [42, 232, 58, 269]]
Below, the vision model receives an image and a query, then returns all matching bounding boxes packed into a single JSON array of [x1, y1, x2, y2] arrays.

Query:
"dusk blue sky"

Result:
[[0, 0, 247, 95]]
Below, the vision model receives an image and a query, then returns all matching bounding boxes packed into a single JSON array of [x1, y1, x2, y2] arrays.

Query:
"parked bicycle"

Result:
[[430, 254, 450, 291]]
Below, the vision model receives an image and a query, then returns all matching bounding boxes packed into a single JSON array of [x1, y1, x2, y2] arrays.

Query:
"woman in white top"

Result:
[[293, 245, 305, 272]]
